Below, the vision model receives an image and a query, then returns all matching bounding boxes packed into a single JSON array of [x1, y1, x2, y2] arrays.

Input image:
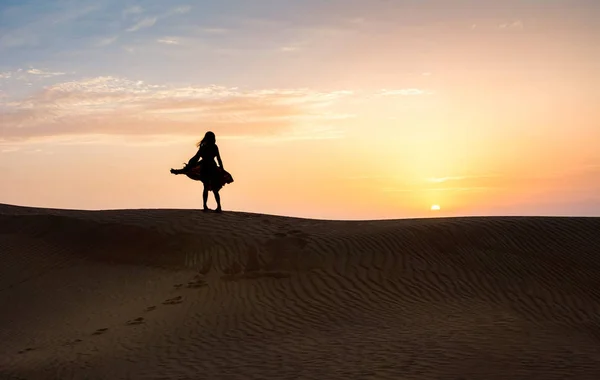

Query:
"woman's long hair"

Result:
[[197, 131, 216, 148]]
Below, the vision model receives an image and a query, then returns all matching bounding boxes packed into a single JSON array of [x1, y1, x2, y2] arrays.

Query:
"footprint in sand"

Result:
[[17, 347, 36, 354], [144, 306, 157, 312], [173, 284, 184, 289], [186, 278, 207, 288], [126, 317, 145, 326], [92, 328, 108, 336], [162, 296, 183, 305]]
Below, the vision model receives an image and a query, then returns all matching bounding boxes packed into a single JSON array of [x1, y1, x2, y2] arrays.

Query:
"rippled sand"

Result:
[[1, 203, 600, 379]]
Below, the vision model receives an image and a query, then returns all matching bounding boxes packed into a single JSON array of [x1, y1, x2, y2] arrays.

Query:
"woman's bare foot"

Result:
[[215, 207, 222, 213], [203, 207, 211, 212]]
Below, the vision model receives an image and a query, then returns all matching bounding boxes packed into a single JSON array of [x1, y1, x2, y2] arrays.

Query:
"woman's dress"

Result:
[[170, 144, 233, 191]]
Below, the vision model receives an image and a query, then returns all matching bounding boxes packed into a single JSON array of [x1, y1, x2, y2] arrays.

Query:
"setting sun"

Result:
[[431, 205, 441, 211]]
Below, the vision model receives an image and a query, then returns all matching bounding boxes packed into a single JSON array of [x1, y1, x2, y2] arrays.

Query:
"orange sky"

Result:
[[1, 0, 599, 219]]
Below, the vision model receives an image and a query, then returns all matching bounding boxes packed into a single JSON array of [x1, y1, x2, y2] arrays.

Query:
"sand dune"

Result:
[[1, 203, 600, 379]]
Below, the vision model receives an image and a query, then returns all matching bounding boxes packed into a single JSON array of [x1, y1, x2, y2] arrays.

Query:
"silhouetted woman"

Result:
[[170, 131, 233, 212]]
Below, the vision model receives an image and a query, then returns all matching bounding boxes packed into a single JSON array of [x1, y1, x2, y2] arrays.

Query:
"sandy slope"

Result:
[[1, 203, 600, 380]]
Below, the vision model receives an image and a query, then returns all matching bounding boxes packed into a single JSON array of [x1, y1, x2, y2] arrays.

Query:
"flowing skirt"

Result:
[[170, 161, 234, 191]]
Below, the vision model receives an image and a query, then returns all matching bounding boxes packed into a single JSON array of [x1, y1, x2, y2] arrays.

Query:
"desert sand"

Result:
[[1, 203, 600, 379]]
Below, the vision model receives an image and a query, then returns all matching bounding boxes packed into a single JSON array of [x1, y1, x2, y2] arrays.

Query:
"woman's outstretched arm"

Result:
[[187, 149, 201, 166]]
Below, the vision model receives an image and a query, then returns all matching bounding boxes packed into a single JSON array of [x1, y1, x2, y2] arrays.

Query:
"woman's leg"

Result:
[[214, 190, 221, 212], [202, 184, 210, 211]]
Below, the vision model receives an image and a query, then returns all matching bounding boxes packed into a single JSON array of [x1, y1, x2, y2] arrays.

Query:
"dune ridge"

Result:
[[1, 203, 600, 379]]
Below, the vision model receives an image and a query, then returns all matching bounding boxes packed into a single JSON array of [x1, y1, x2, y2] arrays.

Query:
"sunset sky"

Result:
[[1, 0, 599, 220]]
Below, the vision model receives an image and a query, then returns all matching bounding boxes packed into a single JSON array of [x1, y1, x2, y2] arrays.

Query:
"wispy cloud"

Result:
[[379, 89, 433, 96], [97, 36, 118, 47], [1, 147, 21, 153], [1, 76, 354, 142], [499, 20, 524, 30], [382, 186, 491, 193], [0, 67, 67, 81], [426, 175, 503, 185], [416, 171, 600, 196], [123, 5, 190, 33], [279, 40, 307, 53], [157, 37, 181, 45], [377, 175, 502, 194], [126, 17, 157, 32], [427, 176, 468, 183], [27, 68, 66, 77]]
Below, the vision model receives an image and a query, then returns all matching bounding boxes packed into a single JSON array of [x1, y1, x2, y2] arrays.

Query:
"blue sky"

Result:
[[2, 0, 598, 82], [2, 0, 598, 142], [3, 0, 597, 88]]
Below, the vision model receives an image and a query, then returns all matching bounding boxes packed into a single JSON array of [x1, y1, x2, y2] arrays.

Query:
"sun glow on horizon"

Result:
[[431, 204, 441, 211]]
